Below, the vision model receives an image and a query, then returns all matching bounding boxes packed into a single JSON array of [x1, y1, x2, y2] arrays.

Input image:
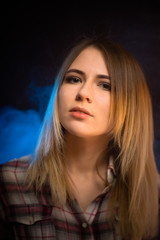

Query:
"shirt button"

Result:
[[82, 222, 88, 228], [29, 216, 33, 224]]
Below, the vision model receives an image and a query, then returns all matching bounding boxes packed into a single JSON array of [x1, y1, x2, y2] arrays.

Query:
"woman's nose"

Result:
[[75, 82, 92, 103]]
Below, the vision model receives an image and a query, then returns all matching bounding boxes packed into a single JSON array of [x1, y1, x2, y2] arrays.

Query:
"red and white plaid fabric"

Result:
[[0, 155, 159, 240]]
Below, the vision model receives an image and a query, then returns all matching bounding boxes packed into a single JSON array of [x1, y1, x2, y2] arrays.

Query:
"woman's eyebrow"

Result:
[[97, 74, 111, 80], [65, 69, 85, 76], [65, 69, 110, 80]]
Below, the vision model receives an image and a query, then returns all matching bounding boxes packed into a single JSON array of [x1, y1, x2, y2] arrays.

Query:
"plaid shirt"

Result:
[[0, 155, 159, 240]]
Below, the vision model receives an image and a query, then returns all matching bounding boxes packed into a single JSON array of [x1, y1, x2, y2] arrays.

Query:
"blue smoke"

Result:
[[0, 82, 53, 165], [0, 106, 41, 164]]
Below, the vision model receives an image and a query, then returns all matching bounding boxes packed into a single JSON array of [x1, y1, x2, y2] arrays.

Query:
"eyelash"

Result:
[[65, 76, 81, 84], [98, 82, 111, 91], [65, 76, 111, 91]]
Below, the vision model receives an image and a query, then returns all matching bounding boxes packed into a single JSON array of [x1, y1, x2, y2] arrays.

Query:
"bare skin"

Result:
[[64, 133, 108, 211]]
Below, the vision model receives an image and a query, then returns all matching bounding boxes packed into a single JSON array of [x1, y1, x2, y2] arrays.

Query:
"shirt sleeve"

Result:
[[0, 162, 15, 240], [0, 196, 15, 240]]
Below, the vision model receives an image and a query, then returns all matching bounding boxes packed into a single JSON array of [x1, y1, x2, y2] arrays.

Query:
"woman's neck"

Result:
[[64, 133, 108, 174], [63, 133, 109, 210]]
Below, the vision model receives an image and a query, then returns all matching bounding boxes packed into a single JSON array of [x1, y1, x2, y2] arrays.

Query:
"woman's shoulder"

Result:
[[0, 155, 53, 228], [0, 154, 51, 206], [0, 155, 32, 185]]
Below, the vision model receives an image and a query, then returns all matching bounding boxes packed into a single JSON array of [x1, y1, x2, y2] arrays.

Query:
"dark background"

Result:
[[1, 3, 160, 171]]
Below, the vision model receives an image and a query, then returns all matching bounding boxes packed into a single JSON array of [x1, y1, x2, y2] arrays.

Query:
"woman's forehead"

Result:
[[68, 46, 108, 73]]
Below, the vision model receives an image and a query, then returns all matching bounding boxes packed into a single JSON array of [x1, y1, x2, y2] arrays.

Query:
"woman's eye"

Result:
[[99, 82, 111, 91], [65, 76, 81, 84]]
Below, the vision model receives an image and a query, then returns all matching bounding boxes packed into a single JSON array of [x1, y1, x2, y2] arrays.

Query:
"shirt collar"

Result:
[[101, 156, 116, 194]]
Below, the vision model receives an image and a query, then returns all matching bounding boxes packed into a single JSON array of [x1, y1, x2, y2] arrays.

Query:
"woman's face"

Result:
[[58, 46, 111, 139]]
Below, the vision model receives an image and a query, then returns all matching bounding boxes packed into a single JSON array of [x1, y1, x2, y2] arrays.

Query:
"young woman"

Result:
[[0, 37, 159, 239]]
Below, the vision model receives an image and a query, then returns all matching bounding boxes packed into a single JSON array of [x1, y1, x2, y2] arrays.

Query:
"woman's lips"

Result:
[[69, 107, 93, 119], [70, 111, 91, 119]]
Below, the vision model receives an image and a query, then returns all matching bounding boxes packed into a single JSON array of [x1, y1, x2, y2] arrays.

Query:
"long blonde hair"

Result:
[[26, 38, 159, 239]]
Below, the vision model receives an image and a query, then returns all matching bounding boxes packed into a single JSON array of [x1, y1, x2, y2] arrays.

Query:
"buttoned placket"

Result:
[[69, 191, 108, 239]]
